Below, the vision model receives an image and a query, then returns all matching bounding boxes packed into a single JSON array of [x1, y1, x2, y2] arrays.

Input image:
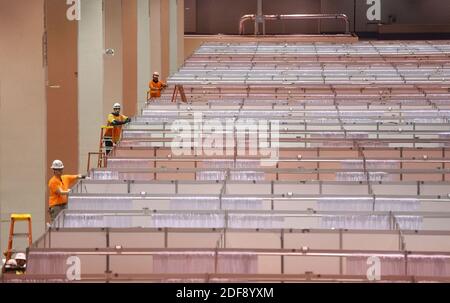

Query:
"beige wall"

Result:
[[150, 0, 163, 79], [160, 0, 170, 80], [177, 0, 185, 70], [122, 0, 138, 116], [184, 36, 203, 60], [169, 0, 184, 74], [150, 0, 171, 81], [104, 0, 124, 118], [78, 0, 104, 173], [137, 0, 151, 110], [0, 0, 47, 256]]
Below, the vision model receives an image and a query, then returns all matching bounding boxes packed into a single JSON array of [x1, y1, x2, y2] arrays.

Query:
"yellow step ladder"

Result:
[[4, 214, 32, 261]]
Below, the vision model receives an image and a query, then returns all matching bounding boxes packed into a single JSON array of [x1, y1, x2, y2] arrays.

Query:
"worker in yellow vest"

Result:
[[104, 103, 131, 154], [147, 71, 167, 101]]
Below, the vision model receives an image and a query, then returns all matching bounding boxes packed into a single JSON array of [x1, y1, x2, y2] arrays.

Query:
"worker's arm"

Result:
[[57, 175, 86, 195], [110, 116, 131, 126], [107, 114, 128, 126], [117, 116, 131, 124], [56, 187, 70, 195], [110, 119, 128, 126]]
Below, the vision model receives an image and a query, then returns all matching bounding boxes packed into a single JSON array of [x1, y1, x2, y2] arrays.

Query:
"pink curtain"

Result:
[[153, 252, 258, 274], [347, 256, 450, 278]]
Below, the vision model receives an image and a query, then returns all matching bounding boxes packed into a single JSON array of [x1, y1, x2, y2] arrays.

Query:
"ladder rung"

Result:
[[12, 233, 30, 237]]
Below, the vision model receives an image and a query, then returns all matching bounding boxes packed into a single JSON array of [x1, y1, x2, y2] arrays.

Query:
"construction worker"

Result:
[[48, 160, 85, 222], [14, 253, 26, 274], [147, 71, 167, 101], [104, 103, 131, 155], [2, 259, 17, 274]]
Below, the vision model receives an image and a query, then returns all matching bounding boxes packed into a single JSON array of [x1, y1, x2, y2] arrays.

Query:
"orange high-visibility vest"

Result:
[[104, 113, 128, 144], [149, 80, 165, 98], [48, 175, 78, 208]]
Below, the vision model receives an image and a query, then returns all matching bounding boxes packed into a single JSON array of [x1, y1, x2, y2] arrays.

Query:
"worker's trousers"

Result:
[[49, 204, 67, 222]]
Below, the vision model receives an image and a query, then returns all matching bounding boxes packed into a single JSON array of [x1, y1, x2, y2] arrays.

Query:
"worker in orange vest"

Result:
[[48, 160, 85, 222], [147, 71, 167, 101], [104, 103, 131, 155]]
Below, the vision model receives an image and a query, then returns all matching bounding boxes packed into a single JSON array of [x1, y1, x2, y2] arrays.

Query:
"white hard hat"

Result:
[[6, 259, 17, 267], [51, 160, 64, 170], [113, 103, 121, 109], [7, 259, 17, 266], [15, 253, 26, 261], [153, 71, 160, 77]]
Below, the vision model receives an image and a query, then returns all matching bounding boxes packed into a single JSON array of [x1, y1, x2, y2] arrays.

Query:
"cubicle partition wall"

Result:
[[6, 41, 450, 283]]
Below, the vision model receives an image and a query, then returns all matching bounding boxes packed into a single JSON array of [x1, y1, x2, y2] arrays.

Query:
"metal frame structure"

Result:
[[19, 227, 450, 282], [7, 40, 450, 283]]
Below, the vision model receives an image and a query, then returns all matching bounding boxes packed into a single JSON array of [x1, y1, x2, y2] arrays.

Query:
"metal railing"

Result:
[[6, 245, 450, 282], [50, 208, 443, 231], [3, 272, 450, 283]]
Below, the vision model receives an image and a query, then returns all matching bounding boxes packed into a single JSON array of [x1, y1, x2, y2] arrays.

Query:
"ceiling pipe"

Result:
[[239, 13, 351, 35]]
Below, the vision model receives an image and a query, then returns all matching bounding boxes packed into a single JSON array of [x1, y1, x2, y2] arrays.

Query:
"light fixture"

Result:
[[105, 48, 115, 56]]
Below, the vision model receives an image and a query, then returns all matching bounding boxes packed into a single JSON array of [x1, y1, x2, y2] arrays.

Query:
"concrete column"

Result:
[[0, 0, 46, 257], [46, 0, 79, 222], [150, 0, 162, 77], [177, 0, 185, 70], [152, 0, 170, 80], [78, 0, 104, 172], [122, 0, 138, 116], [137, 0, 151, 110], [169, 0, 184, 75], [161, 0, 170, 80], [104, 0, 123, 118]]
